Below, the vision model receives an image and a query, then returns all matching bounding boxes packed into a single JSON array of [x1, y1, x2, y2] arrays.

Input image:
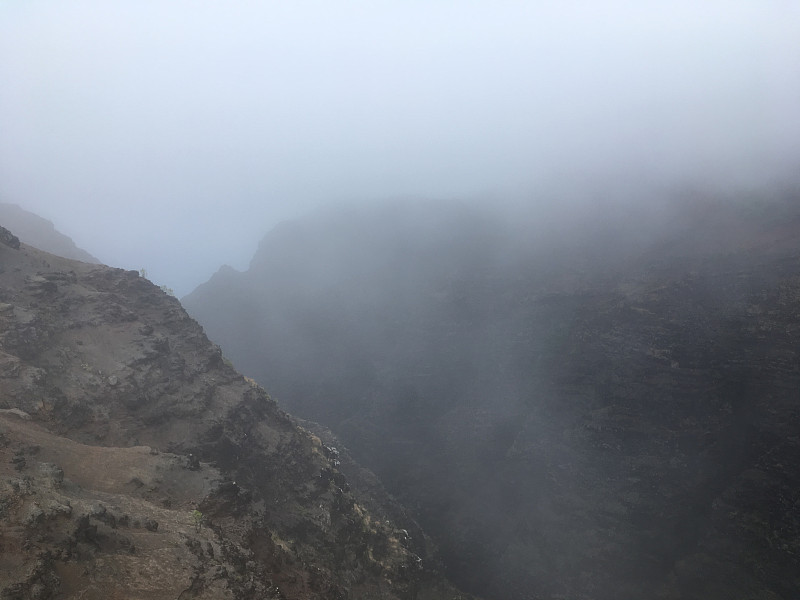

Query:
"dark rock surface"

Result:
[[0, 232, 471, 599], [0, 225, 20, 250], [184, 192, 800, 599]]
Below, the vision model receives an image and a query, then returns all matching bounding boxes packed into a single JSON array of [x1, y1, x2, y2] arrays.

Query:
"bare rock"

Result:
[[0, 225, 20, 250]]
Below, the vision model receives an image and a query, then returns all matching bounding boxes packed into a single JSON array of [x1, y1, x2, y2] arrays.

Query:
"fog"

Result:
[[180, 187, 800, 599], [1, 1, 798, 294]]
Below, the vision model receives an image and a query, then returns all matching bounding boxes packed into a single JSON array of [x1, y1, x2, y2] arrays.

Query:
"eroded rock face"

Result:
[[0, 233, 472, 600]]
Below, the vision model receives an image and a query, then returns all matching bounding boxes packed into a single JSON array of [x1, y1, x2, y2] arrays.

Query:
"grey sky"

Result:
[[1, 1, 799, 295]]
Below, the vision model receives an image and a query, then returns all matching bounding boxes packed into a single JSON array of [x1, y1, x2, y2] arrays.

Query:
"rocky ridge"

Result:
[[0, 227, 471, 599]]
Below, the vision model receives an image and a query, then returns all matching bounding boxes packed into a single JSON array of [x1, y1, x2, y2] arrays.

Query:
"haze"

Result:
[[1, 1, 798, 295]]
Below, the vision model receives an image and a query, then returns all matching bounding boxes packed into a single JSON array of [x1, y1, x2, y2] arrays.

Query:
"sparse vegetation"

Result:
[[139, 268, 175, 296], [191, 509, 204, 532]]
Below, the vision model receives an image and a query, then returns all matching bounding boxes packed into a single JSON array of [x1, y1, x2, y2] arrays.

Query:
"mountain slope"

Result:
[[0, 225, 471, 600], [0, 203, 99, 263], [184, 193, 800, 600]]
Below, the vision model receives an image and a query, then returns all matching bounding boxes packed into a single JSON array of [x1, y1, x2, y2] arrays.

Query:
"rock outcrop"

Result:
[[0, 225, 20, 250], [0, 230, 471, 599]]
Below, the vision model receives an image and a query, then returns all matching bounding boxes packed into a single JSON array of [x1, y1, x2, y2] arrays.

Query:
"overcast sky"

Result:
[[1, 1, 799, 295]]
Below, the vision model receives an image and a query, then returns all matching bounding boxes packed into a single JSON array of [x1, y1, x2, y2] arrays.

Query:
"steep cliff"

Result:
[[184, 193, 800, 599], [0, 226, 471, 599]]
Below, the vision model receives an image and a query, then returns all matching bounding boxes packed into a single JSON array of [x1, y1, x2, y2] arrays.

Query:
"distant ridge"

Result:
[[0, 202, 99, 263], [184, 193, 800, 600]]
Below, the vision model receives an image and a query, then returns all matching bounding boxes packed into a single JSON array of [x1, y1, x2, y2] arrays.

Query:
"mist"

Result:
[[3, 4, 800, 597], [178, 187, 800, 599], [1, 1, 799, 294]]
